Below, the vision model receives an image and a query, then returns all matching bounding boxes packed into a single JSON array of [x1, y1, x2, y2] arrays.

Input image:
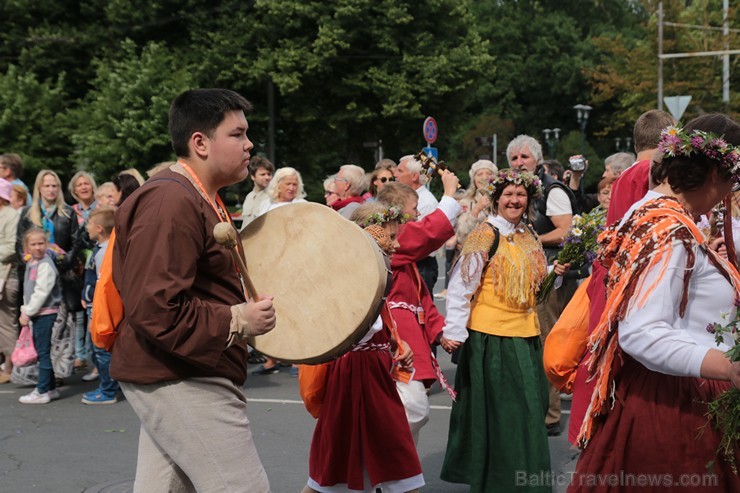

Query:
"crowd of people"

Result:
[[2, 87, 740, 492]]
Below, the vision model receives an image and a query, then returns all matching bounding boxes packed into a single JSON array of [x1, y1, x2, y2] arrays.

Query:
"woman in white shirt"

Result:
[[252, 166, 307, 376], [257, 166, 307, 217], [570, 114, 740, 492]]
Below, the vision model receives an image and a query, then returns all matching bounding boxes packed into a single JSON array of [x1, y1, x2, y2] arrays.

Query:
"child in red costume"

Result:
[[377, 171, 462, 444]]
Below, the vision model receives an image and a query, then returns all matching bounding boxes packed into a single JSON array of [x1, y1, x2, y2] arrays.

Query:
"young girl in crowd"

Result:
[[303, 202, 422, 493], [18, 228, 63, 404]]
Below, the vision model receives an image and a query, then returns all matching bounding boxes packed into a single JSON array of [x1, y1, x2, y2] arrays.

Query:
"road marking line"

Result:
[[246, 399, 570, 414], [248, 398, 304, 405]]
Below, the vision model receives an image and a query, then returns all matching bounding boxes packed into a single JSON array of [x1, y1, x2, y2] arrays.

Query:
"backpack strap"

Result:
[[486, 222, 500, 259]]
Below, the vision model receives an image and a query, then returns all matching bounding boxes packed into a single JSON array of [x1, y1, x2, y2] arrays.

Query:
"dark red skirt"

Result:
[[308, 346, 422, 490], [569, 357, 740, 492]]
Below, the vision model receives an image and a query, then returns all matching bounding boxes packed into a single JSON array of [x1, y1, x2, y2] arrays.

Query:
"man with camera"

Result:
[[507, 134, 577, 437]]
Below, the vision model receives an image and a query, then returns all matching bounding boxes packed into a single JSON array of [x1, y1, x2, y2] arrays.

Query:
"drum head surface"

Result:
[[240, 202, 388, 363]]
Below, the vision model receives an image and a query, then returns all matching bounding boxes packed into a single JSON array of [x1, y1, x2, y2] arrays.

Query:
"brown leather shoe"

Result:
[[0, 372, 11, 384]]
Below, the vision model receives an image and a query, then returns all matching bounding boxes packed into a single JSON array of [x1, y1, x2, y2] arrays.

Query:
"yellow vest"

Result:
[[468, 229, 547, 338]]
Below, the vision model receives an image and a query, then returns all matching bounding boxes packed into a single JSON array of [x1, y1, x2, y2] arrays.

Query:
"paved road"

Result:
[[0, 259, 578, 492]]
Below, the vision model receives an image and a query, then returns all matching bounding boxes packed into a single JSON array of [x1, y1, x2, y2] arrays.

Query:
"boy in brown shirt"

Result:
[[111, 88, 276, 492]]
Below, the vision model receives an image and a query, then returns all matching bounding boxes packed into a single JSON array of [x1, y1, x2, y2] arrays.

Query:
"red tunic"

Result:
[[389, 209, 454, 384], [570, 161, 652, 442], [308, 329, 422, 490]]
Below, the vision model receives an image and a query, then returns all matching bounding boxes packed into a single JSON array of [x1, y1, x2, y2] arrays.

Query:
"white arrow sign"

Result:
[[663, 95, 692, 121]]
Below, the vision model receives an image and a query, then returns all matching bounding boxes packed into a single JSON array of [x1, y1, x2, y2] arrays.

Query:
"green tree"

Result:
[[69, 40, 195, 181], [0, 65, 69, 177]]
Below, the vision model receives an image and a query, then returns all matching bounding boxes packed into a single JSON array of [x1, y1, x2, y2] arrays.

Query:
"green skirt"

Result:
[[440, 331, 551, 493]]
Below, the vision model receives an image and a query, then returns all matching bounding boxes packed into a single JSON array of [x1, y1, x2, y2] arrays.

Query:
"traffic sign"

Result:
[[423, 116, 438, 145], [422, 146, 438, 161], [663, 96, 692, 121]]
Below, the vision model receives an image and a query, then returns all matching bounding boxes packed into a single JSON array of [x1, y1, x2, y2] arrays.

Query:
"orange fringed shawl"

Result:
[[577, 196, 740, 448]]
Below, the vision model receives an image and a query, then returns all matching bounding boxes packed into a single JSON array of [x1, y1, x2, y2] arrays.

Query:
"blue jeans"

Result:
[[75, 309, 91, 362], [91, 345, 119, 398], [31, 313, 57, 394], [88, 306, 119, 397]]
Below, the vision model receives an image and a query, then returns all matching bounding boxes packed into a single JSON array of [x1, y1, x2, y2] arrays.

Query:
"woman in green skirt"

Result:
[[441, 169, 567, 492]]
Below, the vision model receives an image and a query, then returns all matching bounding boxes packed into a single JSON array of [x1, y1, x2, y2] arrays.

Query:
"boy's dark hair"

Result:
[[168, 89, 253, 158], [249, 156, 275, 177], [0, 153, 23, 179], [89, 206, 116, 235]]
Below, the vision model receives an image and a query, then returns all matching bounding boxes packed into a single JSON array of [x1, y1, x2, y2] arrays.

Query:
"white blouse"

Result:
[[617, 192, 736, 378]]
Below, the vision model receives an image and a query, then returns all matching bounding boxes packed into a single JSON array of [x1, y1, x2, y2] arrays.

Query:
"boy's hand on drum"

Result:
[[227, 296, 276, 347]]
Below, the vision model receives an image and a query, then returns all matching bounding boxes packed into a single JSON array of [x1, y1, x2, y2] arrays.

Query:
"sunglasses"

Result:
[[377, 176, 395, 183]]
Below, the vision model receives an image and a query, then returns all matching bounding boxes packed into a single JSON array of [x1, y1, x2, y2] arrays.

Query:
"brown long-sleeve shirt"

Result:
[[109, 170, 248, 385]]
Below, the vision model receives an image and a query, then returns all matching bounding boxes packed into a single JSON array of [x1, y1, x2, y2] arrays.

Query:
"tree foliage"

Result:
[[0, 0, 736, 200]]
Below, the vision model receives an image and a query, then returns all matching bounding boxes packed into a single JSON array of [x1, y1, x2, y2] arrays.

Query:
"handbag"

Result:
[[542, 276, 591, 393], [10, 306, 75, 384], [298, 362, 331, 419], [11, 325, 37, 367]]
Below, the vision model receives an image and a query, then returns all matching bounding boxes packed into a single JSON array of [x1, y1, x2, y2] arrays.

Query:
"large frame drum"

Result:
[[240, 202, 390, 364]]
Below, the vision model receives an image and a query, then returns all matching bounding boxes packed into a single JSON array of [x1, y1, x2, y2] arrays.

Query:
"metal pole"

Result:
[[723, 0, 730, 108], [658, 1, 664, 110], [267, 80, 276, 164], [493, 134, 497, 163]]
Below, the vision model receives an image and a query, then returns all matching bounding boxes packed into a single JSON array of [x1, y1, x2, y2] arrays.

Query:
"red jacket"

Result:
[[389, 209, 454, 383]]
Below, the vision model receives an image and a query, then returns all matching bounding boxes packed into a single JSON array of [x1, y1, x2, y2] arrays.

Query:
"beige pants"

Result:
[[395, 380, 430, 446], [121, 377, 270, 493], [0, 268, 18, 358], [537, 275, 579, 426]]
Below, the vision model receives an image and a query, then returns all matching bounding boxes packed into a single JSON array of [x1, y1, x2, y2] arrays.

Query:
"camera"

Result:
[[568, 155, 587, 172]]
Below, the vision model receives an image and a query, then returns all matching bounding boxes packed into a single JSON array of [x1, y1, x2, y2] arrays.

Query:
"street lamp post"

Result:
[[573, 104, 593, 156], [542, 128, 561, 159], [614, 136, 633, 153]]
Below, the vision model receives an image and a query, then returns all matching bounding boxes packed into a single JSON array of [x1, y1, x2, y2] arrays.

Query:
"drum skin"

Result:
[[239, 202, 390, 364]]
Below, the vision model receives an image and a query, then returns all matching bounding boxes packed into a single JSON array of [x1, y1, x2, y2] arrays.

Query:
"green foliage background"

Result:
[[0, 0, 738, 202]]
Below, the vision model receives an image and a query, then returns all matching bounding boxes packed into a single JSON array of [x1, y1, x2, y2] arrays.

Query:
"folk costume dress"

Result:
[[388, 196, 461, 442], [441, 215, 551, 493], [307, 316, 423, 493], [569, 195, 740, 493]]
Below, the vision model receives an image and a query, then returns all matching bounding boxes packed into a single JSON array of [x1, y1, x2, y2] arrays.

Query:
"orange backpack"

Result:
[[90, 228, 124, 351], [542, 275, 591, 393]]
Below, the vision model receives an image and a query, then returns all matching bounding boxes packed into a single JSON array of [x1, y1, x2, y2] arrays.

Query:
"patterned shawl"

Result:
[[577, 196, 740, 447]]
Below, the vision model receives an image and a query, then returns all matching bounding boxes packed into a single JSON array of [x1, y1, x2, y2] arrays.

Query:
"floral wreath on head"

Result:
[[484, 168, 543, 200], [658, 124, 740, 181], [360, 205, 409, 228]]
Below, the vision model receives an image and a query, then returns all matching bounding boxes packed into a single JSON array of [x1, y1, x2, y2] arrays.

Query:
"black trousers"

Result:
[[416, 256, 438, 295]]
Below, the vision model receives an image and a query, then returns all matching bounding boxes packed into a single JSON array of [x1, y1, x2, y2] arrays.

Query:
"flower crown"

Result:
[[658, 125, 740, 179], [485, 169, 543, 200], [360, 205, 409, 228]]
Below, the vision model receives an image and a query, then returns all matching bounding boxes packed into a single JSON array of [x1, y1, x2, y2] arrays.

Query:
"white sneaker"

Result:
[[82, 369, 99, 382], [19, 389, 50, 404], [48, 388, 61, 401]]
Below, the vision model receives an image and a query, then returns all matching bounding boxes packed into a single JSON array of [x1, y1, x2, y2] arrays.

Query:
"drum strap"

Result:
[[177, 161, 248, 292]]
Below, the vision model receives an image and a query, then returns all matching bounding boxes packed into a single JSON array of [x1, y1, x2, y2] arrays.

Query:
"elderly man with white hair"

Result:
[[394, 154, 440, 295], [507, 134, 577, 438], [331, 164, 367, 219]]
